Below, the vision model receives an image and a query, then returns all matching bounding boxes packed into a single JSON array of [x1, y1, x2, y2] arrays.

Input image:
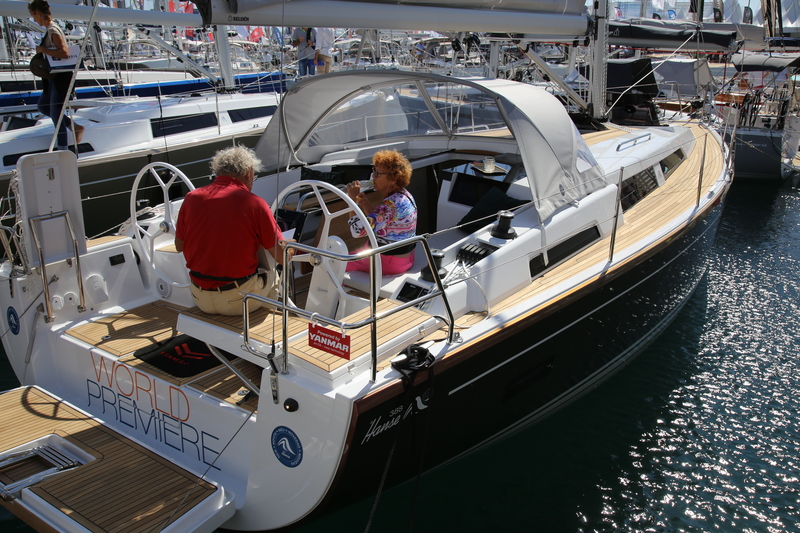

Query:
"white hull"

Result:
[[0, 92, 279, 233]]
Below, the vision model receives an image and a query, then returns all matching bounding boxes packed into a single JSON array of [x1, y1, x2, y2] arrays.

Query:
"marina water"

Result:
[[2, 182, 798, 532]]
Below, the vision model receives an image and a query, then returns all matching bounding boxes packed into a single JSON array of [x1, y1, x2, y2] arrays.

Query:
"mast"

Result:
[[689, 0, 705, 22], [763, 0, 775, 38], [0, 17, 10, 62], [214, 25, 236, 90], [591, 0, 608, 120]]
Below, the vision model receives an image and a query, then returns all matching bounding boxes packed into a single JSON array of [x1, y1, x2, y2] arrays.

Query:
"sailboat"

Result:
[[0, 1, 732, 531], [0, 0, 286, 236], [714, 51, 800, 180]]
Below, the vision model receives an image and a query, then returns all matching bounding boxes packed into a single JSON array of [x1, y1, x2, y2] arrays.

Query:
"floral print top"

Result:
[[348, 189, 417, 245]]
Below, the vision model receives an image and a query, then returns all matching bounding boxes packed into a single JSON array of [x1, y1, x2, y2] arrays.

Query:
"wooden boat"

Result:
[[0, 66, 731, 531]]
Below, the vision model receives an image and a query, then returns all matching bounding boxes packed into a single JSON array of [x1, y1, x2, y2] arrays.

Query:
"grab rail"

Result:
[[28, 211, 86, 322], [241, 235, 454, 383], [616, 133, 651, 152]]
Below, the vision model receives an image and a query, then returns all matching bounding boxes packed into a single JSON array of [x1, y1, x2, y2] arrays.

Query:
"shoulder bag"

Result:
[[29, 51, 53, 79]]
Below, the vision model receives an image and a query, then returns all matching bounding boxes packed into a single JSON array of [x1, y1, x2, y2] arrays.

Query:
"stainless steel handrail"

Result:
[[28, 211, 86, 322], [241, 235, 454, 382], [616, 133, 652, 152]]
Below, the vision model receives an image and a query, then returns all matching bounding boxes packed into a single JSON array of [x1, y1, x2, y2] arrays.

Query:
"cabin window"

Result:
[[659, 148, 685, 178], [150, 113, 218, 138], [529, 226, 601, 277], [228, 106, 276, 123], [3, 143, 94, 167], [621, 166, 659, 211]]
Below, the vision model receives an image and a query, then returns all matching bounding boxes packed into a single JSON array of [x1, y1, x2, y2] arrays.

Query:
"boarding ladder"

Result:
[[0, 444, 82, 501]]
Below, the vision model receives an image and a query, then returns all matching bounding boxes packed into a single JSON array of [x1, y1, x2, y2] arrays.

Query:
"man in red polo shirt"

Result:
[[175, 146, 290, 315]]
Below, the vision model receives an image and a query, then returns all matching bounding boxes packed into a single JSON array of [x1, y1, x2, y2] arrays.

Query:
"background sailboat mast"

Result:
[[591, 0, 609, 120], [213, 25, 236, 89], [762, 0, 784, 38], [0, 17, 10, 61]]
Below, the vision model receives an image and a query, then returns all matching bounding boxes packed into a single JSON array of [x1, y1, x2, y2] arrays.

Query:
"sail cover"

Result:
[[608, 18, 737, 51], [731, 52, 800, 72], [255, 71, 605, 222]]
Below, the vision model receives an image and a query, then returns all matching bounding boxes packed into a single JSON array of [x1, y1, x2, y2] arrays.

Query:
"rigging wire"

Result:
[[267, 3, 290, 345], [157, 409, 254, 532], [606, 29, 705, 118]]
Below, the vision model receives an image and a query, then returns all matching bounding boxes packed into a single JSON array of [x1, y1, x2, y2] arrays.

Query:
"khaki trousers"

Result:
[[317, 54, 332, 74], [190, 272, 278, 316]]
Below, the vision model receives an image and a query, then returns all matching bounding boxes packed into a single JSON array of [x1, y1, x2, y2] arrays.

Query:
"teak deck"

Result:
[[67, 122, 722, 378], [456, 121, 724, 327], [66, 298, 433, 383], [0, 387, 217, 533], [65, 302, 262, 408], [181, 299, 434, 372]]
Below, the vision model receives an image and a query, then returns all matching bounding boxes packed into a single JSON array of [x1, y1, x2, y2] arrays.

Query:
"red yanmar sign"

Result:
[[308, 324, 351, 359]]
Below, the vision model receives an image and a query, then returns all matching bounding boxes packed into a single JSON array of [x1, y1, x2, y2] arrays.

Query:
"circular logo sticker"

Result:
[[271, 426, 303, 468], [7, 307, 20, 336]]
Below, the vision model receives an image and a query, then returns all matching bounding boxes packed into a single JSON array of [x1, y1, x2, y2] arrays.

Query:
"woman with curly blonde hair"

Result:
[[346, 150, 417, 275]]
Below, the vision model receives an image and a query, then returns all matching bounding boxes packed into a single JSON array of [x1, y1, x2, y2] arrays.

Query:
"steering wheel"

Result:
[[129, 162, 196, 288], [275, 179, 382, 300]]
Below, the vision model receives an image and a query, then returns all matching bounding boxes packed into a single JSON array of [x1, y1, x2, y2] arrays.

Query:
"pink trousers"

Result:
[[346, 245, 414, 275]]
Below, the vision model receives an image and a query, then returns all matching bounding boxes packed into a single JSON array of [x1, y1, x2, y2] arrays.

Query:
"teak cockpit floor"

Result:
[[189, 359, 262, 412], [287, 299, 435, 372], [181, 305, 309, 344], [65, 302, 261, 407], [183, 299, 435, 372], [66, 301, 185, 358], [0, 387, 217, 533]]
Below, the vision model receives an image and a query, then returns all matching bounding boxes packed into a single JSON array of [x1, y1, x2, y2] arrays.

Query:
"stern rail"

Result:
[[242, 236, 454, 382]]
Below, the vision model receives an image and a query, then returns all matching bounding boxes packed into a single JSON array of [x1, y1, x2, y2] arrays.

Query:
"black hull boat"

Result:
[[0, 63, 731, 531], [333, 203, 722, 508]]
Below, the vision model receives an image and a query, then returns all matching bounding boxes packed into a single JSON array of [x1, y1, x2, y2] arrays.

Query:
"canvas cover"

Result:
[[606, 58, 661, 99], [608, 18, 737, 51], [732, 52, 800, 72], [652, 58, 716, 98], [255, 71, 605, 222]]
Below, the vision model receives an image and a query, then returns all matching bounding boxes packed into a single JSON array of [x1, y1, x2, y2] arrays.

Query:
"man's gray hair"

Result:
[[210, 146, 263, 178]]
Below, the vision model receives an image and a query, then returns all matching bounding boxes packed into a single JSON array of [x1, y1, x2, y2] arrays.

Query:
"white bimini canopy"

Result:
[[256, 70, 605, 221]]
